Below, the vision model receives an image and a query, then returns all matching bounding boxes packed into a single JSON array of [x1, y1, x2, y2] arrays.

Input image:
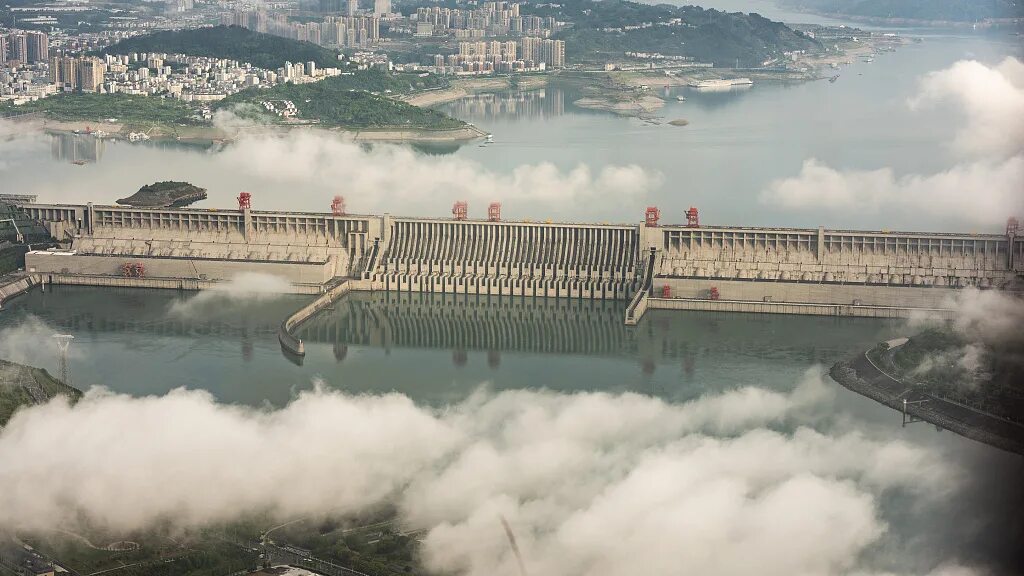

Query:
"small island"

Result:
[[116, 181, 208, 208]]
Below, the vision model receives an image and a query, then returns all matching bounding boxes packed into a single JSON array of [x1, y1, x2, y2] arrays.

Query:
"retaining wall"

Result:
[[25, 252, 333, 285], [0, 273, 40, 308], [278, 279, 365, 357], [647, 297, 956, 319]]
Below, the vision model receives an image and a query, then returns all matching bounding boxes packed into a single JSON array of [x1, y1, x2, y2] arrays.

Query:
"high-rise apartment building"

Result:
[[78, 57, 106, 92], [0, 37, 7, 64], [540, 39, 565, 68], [347, 0, 358, 17], [374, 0, 390, 16], [9, 33, 28, 63], [50, 56, 80, 89], [26, 31, 48, 63]]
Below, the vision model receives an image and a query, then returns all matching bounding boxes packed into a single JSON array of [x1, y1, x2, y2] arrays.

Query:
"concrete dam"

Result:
[[10, 200, 1023, 330]]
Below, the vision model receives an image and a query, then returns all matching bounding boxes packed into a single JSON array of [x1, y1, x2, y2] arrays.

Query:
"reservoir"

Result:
[[1, 31, 1020, 231], [1, 20, 1022, 575]]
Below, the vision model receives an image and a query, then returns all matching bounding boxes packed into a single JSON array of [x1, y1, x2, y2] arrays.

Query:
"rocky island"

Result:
[[116, 181, 208, 208]]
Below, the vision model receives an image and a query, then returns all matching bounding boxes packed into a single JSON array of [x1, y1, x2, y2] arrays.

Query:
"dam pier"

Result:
[[8, 199, 1023, 337]]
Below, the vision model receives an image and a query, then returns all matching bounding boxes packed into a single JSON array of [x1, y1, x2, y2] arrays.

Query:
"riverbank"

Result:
[[830, 352, 1024, 456]]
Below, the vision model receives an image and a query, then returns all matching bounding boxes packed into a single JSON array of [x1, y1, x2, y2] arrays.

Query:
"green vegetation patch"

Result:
[[0, 359, 80, 426], [117, 181, 208, 208], [218, 74, 464, 130], [98, 25, 342, 70], [879, 327, 1024, 423], [275, 517, 419, 575], [524, 0, 821, 67], [2, 93, 199, 128]]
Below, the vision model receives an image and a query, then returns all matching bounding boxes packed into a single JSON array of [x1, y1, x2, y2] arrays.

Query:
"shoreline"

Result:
[[830, 353, 1024, 456], [26, 117, 484, 144]]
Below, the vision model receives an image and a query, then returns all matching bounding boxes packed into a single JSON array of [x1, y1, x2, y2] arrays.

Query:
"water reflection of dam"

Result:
[[296, 292, 634, 356], [50, 133, 105, 164], [7, 287, 305, 340]]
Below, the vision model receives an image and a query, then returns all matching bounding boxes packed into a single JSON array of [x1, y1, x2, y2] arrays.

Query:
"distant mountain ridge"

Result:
[[97, 25, 342, 70], [777, 0, 1023, 22]]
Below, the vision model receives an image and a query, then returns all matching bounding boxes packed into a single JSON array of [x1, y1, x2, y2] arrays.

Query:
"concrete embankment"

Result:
[[645, 297, 956, 320], [37, 273, 323, 294], [831, 354, 1024, 455], [0, 273, 40, 308], [278, 279, 363, 358]]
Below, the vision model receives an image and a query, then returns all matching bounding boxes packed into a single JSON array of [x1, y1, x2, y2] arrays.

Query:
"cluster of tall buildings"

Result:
[[49, 55, 107, 92], [0, 30, 49, 64], [317, 0, 391, 16], [414, 2, 558, 39], [221, 10, 382, 48], [165, 0, 195, 13], [439, 38, 564, 73]]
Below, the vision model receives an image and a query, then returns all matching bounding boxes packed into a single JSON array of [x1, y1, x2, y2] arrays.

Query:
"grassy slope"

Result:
[[1, 93, 199, 128], [217, 72, 463, 130], [98, 25, 342, 70], [523, 0, 821, 66], [0, 359, 81, 426]]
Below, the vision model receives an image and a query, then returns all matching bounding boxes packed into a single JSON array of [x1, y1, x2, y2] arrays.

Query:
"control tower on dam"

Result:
[[11, 198, 1022, 321]]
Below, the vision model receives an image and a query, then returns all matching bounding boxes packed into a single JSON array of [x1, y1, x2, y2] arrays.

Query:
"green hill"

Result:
[[0, 359, 81, 426], [98, 25, 342, 70], [216, 73, 464, 130], [523, 0, 822, 67]]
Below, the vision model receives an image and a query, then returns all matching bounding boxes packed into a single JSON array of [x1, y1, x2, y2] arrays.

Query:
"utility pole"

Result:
[[53, 334, 74, 385]]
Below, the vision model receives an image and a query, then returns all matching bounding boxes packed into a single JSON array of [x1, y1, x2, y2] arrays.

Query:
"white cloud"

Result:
[[0, 369, 963, 576], [909, 57, 1024, 160], [759, 156, 1023, 226], [761, 58, 1024, 227], [216, 129, 661, 213], [167, 272, 291, 318]]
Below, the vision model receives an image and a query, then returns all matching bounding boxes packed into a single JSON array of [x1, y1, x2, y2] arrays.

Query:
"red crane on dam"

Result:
[[332, 195, 346, 216], [686, 207, 700, 227], [488, 202, 501, 222], [645, 206, 660, 227], [452, 201, 468, 221], [237, 192, 252, 211]]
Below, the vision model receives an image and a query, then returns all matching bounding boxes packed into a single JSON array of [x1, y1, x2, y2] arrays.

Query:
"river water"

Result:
[[1, 14, 1022, 575], [1, 30, 1020, 231]]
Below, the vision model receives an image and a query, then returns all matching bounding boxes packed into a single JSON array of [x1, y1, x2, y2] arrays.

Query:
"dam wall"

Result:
[[19, 203, 375, 279], [12, 201, 1023, 321], [650, 225, 1021, 288], [26, 251, 333, 286], [365, 217, 642, 299]]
